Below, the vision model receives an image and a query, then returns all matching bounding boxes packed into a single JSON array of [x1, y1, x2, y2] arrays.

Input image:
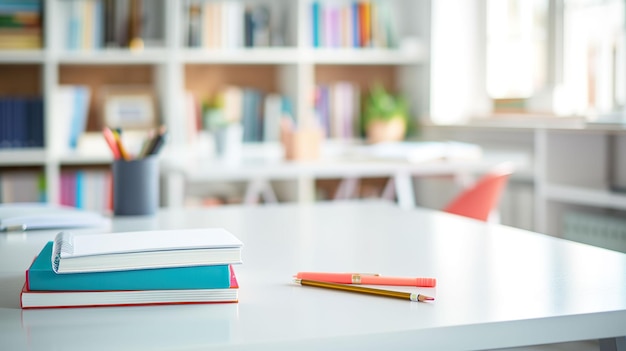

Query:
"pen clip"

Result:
[[351, 273, 379, 284]]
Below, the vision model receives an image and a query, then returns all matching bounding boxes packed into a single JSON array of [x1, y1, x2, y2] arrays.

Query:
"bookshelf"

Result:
[[0, 0, 430, 210]]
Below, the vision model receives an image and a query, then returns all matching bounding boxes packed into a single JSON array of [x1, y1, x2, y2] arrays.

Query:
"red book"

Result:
[[21, 266, 239, 309]]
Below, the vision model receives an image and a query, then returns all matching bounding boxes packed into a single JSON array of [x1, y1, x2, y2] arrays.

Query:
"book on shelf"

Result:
[[309, 1, 397, 49], [67, 0, 104, 50], [263, 93, 294, 142], [0, 96, 44, 149], [28, 241, 233, 291], [21, 264, 239, 309], [0, 0, 42, 49], [52, 228, 243, 274], [184, 0, 277, 48], [59, 169, 112, 214], [189, 86, 293, 145], [359, 1, 372, 48], [61, 0, 164, 50], [54, 85, 91, 152], [241, 88, 263, 142], [314, 82, 361, 140], [0, 202, 109, 232], [0, 170, 46, 204]]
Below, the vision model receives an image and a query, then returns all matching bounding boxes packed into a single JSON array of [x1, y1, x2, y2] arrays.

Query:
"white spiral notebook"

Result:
[[51, 228, 244, 274]]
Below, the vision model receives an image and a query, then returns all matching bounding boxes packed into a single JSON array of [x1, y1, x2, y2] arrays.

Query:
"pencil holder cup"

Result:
[[281, 127, 323, 161], [112, 156, 159, 216]]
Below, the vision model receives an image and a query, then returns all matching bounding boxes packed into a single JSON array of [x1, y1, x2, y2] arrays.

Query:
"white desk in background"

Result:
[[161, 141, 514, 209], [0, 201, 624, 351]]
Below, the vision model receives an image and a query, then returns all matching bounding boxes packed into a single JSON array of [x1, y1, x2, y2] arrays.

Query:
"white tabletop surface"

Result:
[[165, 152, 503, 182], [1, 201, 625, 351], [161, 151, 515, 208]]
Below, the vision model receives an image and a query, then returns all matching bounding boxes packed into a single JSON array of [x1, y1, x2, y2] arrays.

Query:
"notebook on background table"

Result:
[[0, 203, 110, 232]]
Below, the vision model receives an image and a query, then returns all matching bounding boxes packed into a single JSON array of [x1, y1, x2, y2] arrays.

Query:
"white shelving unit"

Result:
[[544, 184, 626, 211], [56, 49, 170, 64], [0, 50, 46, 63], [420, 122, 626, 251], [0, 150, 48, 166], [0, 0, 431, 207]]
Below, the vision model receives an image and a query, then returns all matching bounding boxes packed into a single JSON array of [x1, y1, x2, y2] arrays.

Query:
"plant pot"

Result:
[[365, 118, 406, 144]]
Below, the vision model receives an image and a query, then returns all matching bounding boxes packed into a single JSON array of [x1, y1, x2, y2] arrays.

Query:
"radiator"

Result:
[[563, 212, 626, 253]]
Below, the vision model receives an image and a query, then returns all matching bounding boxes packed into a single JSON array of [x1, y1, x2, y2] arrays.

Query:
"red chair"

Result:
[[442, 163, 514, 222]]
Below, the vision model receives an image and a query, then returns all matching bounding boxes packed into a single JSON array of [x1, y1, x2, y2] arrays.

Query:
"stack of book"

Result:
[[310, 1, 398, 49], [0, 0, 43, 49], [20, 228, 243, 309]]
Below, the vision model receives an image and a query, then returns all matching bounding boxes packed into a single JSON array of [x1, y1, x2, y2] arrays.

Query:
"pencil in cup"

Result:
[[102, 127, 122, 159], [139, 125, 167, 158], [294, 279, 434, 302]]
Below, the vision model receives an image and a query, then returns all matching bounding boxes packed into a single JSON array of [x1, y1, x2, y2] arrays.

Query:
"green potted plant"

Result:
[[361, 84, 409, 144]]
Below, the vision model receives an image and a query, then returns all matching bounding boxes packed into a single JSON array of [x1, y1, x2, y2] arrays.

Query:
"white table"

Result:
[[1, 201, 625, 351], [162, 155, 502, 209]]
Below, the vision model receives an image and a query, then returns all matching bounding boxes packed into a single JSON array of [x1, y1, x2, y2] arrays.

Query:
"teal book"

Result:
[[27, 242, 231, 291]]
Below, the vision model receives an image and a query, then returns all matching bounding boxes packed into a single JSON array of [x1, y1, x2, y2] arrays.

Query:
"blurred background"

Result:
[[0, 0, 624, 253]]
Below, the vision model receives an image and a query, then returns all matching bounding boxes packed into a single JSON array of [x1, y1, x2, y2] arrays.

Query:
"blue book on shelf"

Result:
[[0, 99, 6, 148], [38, 98, 44, 147], [67, 0, 80, 50], [27, 242, 232, 291], [352, 2, 360, 48], [242, 89, 262, 142], [74, 170, 83, 209], [13, 98, 27, 148], [68, 86, 91, 149], [94, 0, 104, 49], [25, 97, 38, 147], [311, 1, 320, 47], [4, 99, 15, 147]]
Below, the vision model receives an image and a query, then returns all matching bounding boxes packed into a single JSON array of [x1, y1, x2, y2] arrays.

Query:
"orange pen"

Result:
[[295, 272, 436, 287]]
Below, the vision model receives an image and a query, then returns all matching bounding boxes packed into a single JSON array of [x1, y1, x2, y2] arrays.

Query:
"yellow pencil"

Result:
[[294, 279, 434, 302], [112, 129, 131, 161]]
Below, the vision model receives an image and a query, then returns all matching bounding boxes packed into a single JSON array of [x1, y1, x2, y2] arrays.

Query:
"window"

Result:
[[484, 0, 625, 118], [561, 0, 625, 118], [486, 0, 548, 101], [429, 0, 625, 124]]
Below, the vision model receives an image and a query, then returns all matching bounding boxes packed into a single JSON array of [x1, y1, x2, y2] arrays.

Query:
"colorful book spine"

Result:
[[352, 2, 360, 47], [358, 2, 368, 48], [312, 1, 321, 47], [308, 1, 397, 49], [27, 242, 232, 291], [0, 0, 42, 49], [74, 170, 84, 209]]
